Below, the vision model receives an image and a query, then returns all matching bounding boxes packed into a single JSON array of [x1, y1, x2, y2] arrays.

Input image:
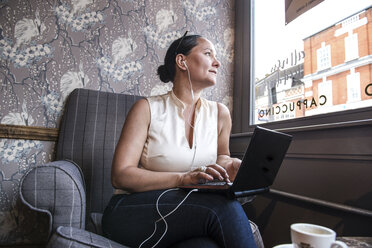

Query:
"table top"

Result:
[[337, 237, 372, 248]]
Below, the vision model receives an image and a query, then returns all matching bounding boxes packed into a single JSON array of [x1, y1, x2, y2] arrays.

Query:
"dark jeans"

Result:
[[102, 189, 258, 248]]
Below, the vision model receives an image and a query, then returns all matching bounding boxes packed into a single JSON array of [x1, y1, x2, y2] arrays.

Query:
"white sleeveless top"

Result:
[[140, 90, 218, 172]]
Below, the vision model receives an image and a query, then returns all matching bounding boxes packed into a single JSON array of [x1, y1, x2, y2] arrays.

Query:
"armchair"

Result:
[[19, 88, 264, 248]]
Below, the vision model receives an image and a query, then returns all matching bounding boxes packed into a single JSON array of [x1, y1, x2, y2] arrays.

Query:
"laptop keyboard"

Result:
[[200, 180, 228, 186]]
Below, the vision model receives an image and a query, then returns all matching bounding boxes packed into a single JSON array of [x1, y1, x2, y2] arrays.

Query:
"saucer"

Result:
[[272, 244, 294, 248]]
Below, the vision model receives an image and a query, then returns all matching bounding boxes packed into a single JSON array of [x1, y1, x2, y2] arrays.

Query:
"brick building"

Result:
[[255, 6, 372, 123], [303, 6, 372, 116]]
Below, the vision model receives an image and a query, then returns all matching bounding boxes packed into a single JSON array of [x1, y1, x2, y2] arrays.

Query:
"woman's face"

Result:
[[184, 38, 221, 88]]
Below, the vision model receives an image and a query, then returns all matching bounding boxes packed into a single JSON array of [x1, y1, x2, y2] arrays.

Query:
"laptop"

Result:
[[179, 126, 292, 198]]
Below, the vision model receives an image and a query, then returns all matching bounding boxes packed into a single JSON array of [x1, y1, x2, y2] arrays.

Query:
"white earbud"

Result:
[[183, 60, 188, 69]]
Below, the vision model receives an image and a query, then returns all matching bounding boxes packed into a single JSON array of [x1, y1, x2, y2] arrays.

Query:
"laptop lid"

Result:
[[229, 126, 292, 197], [180, 126, 292, 198]]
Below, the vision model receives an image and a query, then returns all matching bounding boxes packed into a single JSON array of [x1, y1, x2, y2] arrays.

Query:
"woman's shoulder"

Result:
[[146, 91, 170, 104], [217, 102, 231, 121], [122, 98, 150, 128], [130, 98, 150, 114], [217, 102, 229, 113], [200, 97, 217, 108], [200, 98, 228, 114]]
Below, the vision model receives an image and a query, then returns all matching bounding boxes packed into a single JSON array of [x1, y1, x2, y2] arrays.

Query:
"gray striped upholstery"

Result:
[[250, 221, 264, 248], [56, 89, 143, 216], [47, 226, 128, 248], [20, 160, 86, 238]]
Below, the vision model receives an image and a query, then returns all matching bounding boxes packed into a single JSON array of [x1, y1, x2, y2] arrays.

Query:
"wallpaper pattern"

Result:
[[0, 0, 235, 245]]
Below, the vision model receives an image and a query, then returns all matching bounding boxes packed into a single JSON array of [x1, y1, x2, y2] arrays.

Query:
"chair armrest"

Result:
[[19, 160, 86, 238]]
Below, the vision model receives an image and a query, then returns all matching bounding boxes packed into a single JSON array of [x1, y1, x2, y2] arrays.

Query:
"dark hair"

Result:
[[157, 34, 201, 83]]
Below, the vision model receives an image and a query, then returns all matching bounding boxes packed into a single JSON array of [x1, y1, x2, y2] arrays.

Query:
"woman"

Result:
[[102, 32, 258, 248]]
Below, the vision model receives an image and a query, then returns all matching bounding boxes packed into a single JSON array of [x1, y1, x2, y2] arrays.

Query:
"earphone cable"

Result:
[[185, 65, 195, 129], [184, 64, 199, 169], [138, 188, 198, 248]]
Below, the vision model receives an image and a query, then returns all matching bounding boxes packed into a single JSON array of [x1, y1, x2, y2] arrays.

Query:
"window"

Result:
[[347, 68, 361, 103], [345, 33, 359, 61], [242, 0, 372, 127], [317, 43, 331, 71], [317, 78, 333, 108]]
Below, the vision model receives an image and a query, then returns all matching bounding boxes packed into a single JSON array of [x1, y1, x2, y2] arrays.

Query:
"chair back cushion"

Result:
[[56, 88, 143, 215]]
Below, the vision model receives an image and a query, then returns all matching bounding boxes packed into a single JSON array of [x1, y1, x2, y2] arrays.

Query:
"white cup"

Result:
[[291, 223, 348, 248], [273, 244, 294, 248]]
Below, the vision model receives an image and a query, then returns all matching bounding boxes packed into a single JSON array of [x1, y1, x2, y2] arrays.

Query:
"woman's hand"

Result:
[[217, 155, 241, 181], [180, 164, 230, 186]]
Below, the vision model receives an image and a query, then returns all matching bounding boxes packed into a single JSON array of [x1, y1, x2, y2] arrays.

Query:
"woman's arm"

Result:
[[111, 99, 219, 192], [216, 103, 241, 180]]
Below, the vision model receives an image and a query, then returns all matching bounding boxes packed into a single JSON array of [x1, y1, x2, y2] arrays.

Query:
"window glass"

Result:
[[253, 0, 372, 124]]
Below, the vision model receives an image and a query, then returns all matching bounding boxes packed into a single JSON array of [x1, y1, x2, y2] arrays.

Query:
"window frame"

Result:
[[232, 0, 372, 134]]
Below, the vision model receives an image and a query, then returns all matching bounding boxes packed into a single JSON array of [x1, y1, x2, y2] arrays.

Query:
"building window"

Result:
[[347, 68, 361, 103], [345, 33, 359, 61], [341, 14, 359, 27], [317, 42, 331, 71], [250, 0, 372, 126], [318, 78, 333, 107]]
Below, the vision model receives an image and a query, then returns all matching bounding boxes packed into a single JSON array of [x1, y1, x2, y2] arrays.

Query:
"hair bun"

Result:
[[157, 65, 171, 83]]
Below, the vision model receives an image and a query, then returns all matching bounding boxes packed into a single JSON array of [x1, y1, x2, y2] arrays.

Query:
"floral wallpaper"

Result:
[[0, 0, 235, 245]]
